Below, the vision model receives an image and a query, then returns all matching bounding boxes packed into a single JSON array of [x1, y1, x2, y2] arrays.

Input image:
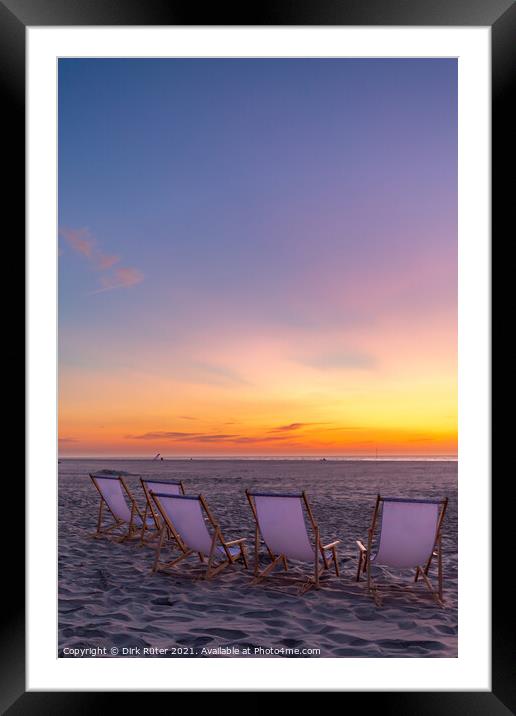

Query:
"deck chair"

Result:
[[246, 490, 340, 593], [356, 495, 448, 605], [150, 492, 248, 579], [89, 473, 153, 542], [139, 478, 185, 546]]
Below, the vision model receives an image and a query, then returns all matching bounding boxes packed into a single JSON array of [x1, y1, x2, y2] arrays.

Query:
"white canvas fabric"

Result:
[[373, 500, 440, 569], [253, 495, 314, 562], [143, 480, 182, 496], [156, 495, 215, 555], [93, 476, 132, 522]]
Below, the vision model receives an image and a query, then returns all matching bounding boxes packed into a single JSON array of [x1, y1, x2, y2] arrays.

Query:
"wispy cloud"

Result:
[[97, 253, 120, 270], [126, 431, 292, 444], [128, 431, 201, 440], [127, 431, 239, 442], [59, 436, 78, 443], [61, 227, 95, 257], [60, 226, 143, 294], [269, 422, 318, 433], [92, 267, 144, 294], [188, 434, 239, 443], [232, 435, 289, 444]]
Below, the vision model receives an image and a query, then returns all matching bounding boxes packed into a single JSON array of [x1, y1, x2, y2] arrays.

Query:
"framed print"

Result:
[[5, 0, 512, 708]]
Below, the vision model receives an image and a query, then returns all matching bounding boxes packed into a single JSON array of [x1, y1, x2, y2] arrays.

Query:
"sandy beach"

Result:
[[58, 458, 457, 658]]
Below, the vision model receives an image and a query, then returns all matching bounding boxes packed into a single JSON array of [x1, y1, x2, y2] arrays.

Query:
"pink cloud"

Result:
[[60, 226, 143, 294], [93, 267, 144, 293], [96, 253, 120, 270], [60, 227, 95, 257]]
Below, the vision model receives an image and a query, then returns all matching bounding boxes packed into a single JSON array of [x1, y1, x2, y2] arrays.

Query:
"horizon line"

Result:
[[59, 454, 458, 461]]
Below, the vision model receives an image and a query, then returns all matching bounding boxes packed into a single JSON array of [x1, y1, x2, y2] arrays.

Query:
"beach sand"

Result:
[[58, 459, 457, 658]]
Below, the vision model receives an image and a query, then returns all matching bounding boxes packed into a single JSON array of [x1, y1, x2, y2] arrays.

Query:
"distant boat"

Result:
[[152, 453, 161, 461]]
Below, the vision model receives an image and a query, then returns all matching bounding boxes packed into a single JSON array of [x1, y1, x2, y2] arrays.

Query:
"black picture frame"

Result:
[[6, 0, 511, 709]]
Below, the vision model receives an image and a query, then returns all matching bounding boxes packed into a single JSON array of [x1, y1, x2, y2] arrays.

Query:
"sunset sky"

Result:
[[58, 58, 457, 457]]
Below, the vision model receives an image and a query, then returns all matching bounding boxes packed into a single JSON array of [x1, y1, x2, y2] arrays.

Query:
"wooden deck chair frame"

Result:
[[89, 474, 146, 543], [246, 490, 341, 593], [356, 494, 448, 606], [139, 478, 185, 546], [150, 492, 248, 580]]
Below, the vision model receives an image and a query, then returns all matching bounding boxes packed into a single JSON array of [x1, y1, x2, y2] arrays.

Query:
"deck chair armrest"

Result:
[[224, 538, 247, 546], [321, 540, 341, 550], [356, 540, 367, 553]]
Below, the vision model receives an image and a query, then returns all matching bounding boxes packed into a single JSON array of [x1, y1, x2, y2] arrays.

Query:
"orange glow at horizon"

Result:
[[59, 318, 457, 457]]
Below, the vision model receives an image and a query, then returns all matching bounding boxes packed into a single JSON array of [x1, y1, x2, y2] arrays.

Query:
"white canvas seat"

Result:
[[356, 495, 448, 605], [246, 491, 341, 592], [139, 478, 185, 546], [89, 474, 150, 542], [150, 492, 248, 580]]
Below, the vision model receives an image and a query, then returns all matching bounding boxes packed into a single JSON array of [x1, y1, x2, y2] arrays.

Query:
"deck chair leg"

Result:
[[253, 525, 260, 576], [424, 548, 435, 576], [158, 550, 193, 571], [92, 499, 120, 539], [419, 567, 443, 606], [118, 502, 136, 543], [241, 544, 249, 569], [415, 566, 420, 582], [356, 541, 368, 581], [100, 520, 126, 540], [314, 527, 320, 589], [438, 537, 444, 602], [114, 521, 132, 542], [205, 530, 220, 580], [332, 546, 339, 577], [366, 559, 383, 605], [91, 519, 123, 541], [125, 502, 137, 542], [356, 553, 363, 582], [206, 559, 231, 579], [252, 555, 283, 584], [95, 499, 104, 536], [139, 504, 149, 546], [321, 544, 329, 571], [366, 565, 382, 606], [370, 584, 382, 607]]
